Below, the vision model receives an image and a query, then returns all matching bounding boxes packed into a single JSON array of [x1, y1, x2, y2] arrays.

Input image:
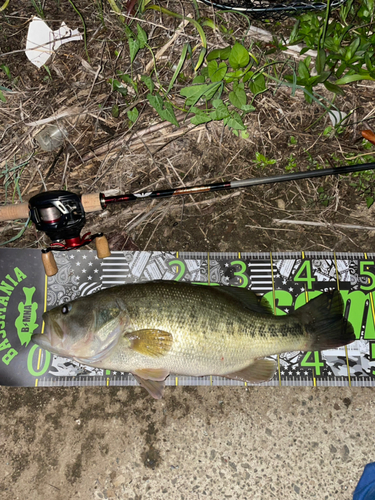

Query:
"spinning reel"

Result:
[[28, 190, 110, 276]]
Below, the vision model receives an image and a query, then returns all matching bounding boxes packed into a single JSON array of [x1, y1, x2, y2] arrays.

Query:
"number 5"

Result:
[[360, 261, 375, 291]]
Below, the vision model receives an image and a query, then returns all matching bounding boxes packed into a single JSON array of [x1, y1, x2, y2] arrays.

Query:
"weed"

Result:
[[286, 0, 375, 103], [285, 154, 297, 172], [317, 186, 333, 207], [253, 152, 277, 169], [30, 0, 45, 19]]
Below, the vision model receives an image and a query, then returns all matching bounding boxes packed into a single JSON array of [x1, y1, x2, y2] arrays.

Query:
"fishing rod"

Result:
[[1, 130, 375, 276]]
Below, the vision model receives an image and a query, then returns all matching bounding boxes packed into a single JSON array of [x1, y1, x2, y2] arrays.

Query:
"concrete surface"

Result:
[[0, 385, 373, 499]]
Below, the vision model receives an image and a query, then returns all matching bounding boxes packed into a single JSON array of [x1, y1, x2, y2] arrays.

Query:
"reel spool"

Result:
[[28, 190, 110, 277]]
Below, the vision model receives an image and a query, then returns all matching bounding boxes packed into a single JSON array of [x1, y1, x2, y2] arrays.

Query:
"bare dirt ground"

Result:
[[1, 1, 375, 499]]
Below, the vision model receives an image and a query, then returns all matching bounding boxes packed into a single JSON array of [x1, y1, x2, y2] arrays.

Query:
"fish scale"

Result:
[[103, 282, 305, 376]]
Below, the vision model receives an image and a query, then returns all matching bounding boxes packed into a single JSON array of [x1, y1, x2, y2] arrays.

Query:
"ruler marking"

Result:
[[302, 251, 316, 386], [270, 252, 281, 386], [37, 348, 42, 371], [208, 252, 210, 285], [334, 252, 351, 387]]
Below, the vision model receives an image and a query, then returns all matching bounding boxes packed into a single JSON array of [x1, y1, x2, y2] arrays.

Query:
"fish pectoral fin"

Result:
[[124, 329, 173, 357], [132, 370, 169, 399], [224, 358, 277, 383]]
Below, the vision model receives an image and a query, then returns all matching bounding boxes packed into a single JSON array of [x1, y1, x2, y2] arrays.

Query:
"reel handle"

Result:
[[41, 250, 58, 277], [95, 234, 111, 259]]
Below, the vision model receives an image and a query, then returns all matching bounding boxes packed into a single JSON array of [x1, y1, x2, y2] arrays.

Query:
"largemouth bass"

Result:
[[33, 281, 355, 399]]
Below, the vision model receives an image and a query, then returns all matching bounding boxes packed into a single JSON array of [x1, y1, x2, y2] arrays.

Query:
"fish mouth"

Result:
[[32, 313, 65, 354]]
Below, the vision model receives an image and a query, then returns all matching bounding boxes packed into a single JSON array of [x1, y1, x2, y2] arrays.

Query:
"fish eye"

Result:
[[61, 303, 72, 315]]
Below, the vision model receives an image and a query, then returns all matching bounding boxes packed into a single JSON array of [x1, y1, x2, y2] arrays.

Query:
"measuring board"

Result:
[[0, 248, 374, 388]]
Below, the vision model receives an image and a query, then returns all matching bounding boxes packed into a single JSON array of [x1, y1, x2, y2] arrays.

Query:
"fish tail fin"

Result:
[[292, 290, 355, 351]]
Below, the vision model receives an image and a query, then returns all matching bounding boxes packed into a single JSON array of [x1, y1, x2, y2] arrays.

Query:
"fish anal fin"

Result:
[[224, 358, 277, 383], [124, 329, 173, 357], [132, 370, 169, 399]]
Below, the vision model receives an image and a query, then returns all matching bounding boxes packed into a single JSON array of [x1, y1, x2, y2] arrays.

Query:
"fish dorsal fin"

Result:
[[124, 329, 173, 357], [216, 286, 273, 314], [224, 358, 277, 383]]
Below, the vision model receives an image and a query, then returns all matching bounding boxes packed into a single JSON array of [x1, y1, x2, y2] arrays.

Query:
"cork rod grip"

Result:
[[81, 193, 103, 213], [0, 203, 29, 222]]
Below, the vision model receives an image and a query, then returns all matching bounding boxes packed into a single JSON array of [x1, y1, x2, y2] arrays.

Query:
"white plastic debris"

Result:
[[25, 16, 83, 68], [328, 110, 347, 127]]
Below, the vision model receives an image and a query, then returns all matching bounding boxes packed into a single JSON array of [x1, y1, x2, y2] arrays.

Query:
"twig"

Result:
[[274, 219, 375, 230], [25, 107, 83, 127], [145, 17, 190, 73]]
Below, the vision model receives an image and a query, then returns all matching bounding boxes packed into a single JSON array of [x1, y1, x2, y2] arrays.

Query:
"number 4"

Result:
[[294, 260, 316, 290], [300, 351, 325, 376]]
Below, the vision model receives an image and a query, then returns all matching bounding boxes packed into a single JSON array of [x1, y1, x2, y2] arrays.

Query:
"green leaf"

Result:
[[324, 81, 345, 95], [228, 43, 249, 69], [0, 64, 11, 80], [241, 104, 256, 113], [158, 101, 179, 127], [180, 84, 208, 106], [335, 73, 375, 85], [249, 73, 266, 96], [315, 48, 326, 74], [124, 25, 134, 38], [366, 196, 374, 208], [304, 85, 313, 104], [167, 43, 189, 92], [118, 73, 132, 84], [365, 53, 374, 72], [136, 24, 148, 48], [204, 81, 222, 100], [109, 79, 128, 96], [192, 75, 205, 84], [207, 49, 221, 61], [0, 90, 6, 102], [129, 38, 140, 63], [208, 60, 227, 82], [229, 83, 246, 109], [289, 20, 300, 44], [207, 46, 231, 61], [225, 111, 246, 130], [194, 47, 206, 72], [344, 37, 361, 62], [112, 104, 119, 118], [127, 107, 139, 123], [210, 101, 229, 120], [190, 113, 212, 125], [147, 93, 179, 126], [224, 69, 246, 83], [141, 75, 154, 92], [298, 61, 310, 80], [201, 19, 217, 29], [147, 92, 164, 113], [306, 71, 330, 86]]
